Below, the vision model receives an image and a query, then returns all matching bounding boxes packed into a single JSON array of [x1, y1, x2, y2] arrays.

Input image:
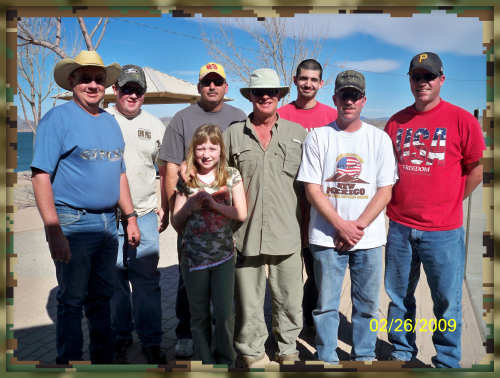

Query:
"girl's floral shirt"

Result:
[[176, 166, 242, 271]]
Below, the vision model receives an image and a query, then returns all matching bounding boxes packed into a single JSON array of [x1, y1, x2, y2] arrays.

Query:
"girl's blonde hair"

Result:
[[186, 124, 229, 188]]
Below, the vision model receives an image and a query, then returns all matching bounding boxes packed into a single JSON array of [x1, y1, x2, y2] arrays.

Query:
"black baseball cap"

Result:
[[408, 52, 444, 76], [117, 64, 147, 88]]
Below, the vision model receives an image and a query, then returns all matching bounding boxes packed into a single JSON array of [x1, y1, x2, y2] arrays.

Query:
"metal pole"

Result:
[[464, 108, 480, 277]]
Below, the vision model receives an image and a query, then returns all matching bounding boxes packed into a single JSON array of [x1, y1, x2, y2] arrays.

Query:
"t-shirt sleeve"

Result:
[[461, 115, 486, 165], [376, 132, 397, 188], [158, 115, 185, 165], [229, 167, 242, 187], [30, 118, 64, 176], [297, 131, 322, 185]]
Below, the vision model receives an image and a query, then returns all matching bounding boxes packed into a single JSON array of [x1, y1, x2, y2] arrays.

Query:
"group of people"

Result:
[[30, 49, 485, 369]]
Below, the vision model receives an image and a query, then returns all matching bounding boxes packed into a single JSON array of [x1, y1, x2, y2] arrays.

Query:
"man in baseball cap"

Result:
[[106, 65, 168, 364], [384, 52, 485, 367], [157, 62, 246, 359], [297, 69, 395, 364], [31, 50, 140, 364]]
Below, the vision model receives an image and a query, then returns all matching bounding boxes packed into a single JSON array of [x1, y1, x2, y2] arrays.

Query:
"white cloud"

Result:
[[171, 71, 198, 76], [340, 59, 400, 73], [194, 10, 483, 56]]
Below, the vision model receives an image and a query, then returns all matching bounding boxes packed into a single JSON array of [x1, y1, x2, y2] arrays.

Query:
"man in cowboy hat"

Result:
[[222, 68, 307, 367], [158, 62, 245, 359], [31, 50, 140, 364], [106, 65, 168, 364]]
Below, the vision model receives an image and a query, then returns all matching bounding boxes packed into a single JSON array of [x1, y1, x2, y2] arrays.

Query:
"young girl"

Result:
[[173, 124, 247, 368]]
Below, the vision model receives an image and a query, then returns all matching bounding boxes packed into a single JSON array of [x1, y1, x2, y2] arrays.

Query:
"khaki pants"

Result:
[[234, 250, 303, 358]]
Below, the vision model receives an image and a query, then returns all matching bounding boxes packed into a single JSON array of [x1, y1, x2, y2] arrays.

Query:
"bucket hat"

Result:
[[240, 69, 289, 98], [54, 50, 121, 91]]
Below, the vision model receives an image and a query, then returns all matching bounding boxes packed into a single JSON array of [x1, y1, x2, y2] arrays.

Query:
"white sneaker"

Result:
[[174, 338, 194, 358]]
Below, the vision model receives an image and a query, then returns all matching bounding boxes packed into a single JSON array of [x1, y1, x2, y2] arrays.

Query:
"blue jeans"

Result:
[[111, 211, 163, 347], [310, 244, 382, 364], [384, 220, 465, 368], [53, 205, 118, 364]]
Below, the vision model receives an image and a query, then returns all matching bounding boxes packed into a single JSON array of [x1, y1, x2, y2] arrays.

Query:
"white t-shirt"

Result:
[[297, 121, 396, 250], [106, 107, 166, 217]]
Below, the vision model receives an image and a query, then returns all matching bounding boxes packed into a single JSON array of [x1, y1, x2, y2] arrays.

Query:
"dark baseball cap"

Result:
[[335, 70, 366, 94], [117, 64, 147, 88], [408, 52, 443, 75]]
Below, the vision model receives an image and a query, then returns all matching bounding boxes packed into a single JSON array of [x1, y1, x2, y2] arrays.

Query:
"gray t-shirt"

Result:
[[158, 102, 246, 165]]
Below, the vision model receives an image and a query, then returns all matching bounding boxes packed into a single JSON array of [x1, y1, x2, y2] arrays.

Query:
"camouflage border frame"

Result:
[[2, 3, 495, 374]]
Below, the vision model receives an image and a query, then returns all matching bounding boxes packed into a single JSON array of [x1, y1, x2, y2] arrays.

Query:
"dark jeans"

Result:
[[54, 205, 118, 364], [175, 235, 192, 340], [303, 247, 319, 327]]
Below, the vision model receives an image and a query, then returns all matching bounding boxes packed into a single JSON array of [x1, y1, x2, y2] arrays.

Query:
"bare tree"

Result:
[[17, 17, 107, 133], [200, 18, 338, 105]]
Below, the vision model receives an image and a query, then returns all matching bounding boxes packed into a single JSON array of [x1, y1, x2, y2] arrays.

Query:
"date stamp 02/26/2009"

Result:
[[370, 318, 457, 333]]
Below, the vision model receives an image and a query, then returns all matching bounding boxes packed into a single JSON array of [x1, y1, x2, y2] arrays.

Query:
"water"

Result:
[[16, 132, 34, 172]]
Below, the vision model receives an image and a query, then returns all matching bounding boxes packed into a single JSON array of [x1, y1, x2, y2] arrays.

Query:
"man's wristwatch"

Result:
[[125, 211, 138, 219]]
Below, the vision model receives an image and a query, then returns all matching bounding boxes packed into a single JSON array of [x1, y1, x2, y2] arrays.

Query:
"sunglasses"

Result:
[[76, 74, 106, 86], [199, 78, 226, 87], [336, 91, 364, 102], [250, 88, 281, 97], [119, 85, 146, 96], [410, 73, 440, 82]]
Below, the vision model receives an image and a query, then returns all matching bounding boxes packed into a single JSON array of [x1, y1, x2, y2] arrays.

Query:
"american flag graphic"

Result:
[[411, 128, 430, 164], [401, 128, 413, 164], [426, 128, 447, 166], [336, 157, 362, 179]]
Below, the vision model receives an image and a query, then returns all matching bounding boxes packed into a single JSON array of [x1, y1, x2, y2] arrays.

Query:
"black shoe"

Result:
[[388, 355, 406, 361], [142, 345, 167, 364], [115, 338, 133, 358]]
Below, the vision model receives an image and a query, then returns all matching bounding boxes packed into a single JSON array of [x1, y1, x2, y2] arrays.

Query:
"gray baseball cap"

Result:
[[117, 64, 147, 88], [335, 70, 366, 94]]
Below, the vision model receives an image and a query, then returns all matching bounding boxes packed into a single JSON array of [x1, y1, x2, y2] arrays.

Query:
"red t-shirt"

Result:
[[384, 100, 486, 231], [277, 101, 337, 132]]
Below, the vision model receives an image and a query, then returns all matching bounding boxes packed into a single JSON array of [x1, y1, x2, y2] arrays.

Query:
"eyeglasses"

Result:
[[410, 73, 440, 82], [336, 91, 364, 102], [199, 78, 226, 87], [118, 85, 146, 96], [250, 88, 281, 97], [76, 74, 106, 86]]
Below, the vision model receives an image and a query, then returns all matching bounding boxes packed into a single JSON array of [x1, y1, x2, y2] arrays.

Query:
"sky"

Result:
[[16, 10, 486, 121]]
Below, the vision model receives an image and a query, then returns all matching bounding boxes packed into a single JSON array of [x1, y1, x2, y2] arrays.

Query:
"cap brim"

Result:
[[407, 66, 441, 76], [199, 71, 226, 80], [335, 84, 365, 94], [240, 86, 290, 98]]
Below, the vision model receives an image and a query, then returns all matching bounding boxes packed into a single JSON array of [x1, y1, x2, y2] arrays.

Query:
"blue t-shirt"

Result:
[[31, 101, 126, 211]]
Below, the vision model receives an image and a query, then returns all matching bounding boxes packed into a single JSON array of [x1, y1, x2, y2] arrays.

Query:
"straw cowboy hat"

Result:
[[240, 69, 290, 98], [54, 50, 121, 91]]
